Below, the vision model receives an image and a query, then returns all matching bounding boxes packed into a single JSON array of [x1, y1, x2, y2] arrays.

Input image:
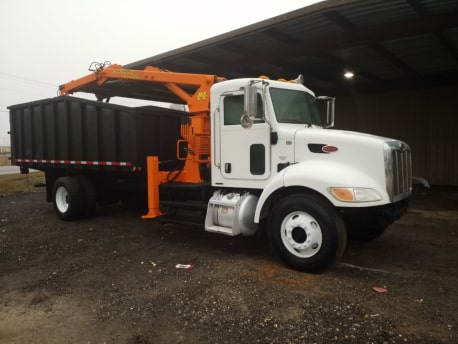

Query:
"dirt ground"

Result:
[[0, 186, 457, 344]]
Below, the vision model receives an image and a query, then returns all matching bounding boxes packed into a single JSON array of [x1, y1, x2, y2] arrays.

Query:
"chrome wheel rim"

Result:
[[55, 186, 69, 213], [280, 211, 322, 258]]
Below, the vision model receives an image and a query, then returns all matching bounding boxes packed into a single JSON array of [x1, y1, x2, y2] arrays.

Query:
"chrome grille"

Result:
[[385, 142, 412, 202], [392, 149, 412, 196]]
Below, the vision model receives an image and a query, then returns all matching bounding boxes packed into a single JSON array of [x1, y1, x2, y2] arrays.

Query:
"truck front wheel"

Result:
[[267, 194, 347, 272], [53, 176, 85, 221]]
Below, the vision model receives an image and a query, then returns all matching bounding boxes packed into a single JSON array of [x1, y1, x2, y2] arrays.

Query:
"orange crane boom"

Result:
[[59, 64, 224, 114], [59, 63, 225, 218]]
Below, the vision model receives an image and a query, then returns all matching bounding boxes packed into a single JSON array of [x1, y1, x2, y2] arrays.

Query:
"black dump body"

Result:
[[9, 96, 184, 175]]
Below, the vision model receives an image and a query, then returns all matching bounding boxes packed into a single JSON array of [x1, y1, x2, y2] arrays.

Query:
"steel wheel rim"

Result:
[[280, 211, 323, 258], [55, 186, 69, 213]]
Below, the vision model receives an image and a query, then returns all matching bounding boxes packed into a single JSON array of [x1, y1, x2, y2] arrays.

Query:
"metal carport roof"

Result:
[[115, 0, 458, 103]]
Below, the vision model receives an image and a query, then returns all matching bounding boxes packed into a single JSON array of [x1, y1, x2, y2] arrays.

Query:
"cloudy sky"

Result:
[[0, 0, 322, 146]]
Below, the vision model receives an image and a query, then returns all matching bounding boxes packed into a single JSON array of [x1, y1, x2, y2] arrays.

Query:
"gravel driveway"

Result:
[[0, 187, 457, 343]]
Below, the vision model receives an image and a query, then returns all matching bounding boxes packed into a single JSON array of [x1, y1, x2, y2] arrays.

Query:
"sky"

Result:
[[0, 0, 323, 146]]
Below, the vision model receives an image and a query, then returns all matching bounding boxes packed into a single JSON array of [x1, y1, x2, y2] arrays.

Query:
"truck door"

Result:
[[217, 91, 271, 181]]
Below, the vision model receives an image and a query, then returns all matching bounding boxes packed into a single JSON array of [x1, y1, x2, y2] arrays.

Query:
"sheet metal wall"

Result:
[[334, 85, 458, 186]]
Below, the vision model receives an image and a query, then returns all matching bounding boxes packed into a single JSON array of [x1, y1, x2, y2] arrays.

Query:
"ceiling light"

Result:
[[344, 71, 354, 79]]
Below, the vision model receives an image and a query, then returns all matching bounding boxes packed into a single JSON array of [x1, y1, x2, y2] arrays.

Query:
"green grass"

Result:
[[0, 156, 10, 167], [0, 147, 11, 166], [0, 171, 45, 196]]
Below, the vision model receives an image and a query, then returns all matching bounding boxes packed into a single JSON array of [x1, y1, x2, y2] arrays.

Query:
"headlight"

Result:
[[328, 187, 382, 202]]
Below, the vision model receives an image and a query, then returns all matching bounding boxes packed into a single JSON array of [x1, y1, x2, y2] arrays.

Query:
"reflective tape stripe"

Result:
[[15, 158, 132, 167]]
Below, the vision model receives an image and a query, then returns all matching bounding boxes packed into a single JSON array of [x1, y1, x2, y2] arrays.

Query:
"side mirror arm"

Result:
[[241, 84, 258, 128], [317, 96, 335, 128]]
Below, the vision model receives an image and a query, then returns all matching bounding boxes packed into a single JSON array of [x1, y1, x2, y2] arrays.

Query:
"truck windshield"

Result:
[[270, 88, 321, 125]]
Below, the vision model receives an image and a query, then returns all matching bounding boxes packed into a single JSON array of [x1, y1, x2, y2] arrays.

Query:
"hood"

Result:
[[292, 128, 396, 191], [293, 128, 395, 159]]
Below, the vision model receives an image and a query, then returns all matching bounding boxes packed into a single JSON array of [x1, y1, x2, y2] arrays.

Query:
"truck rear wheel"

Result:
[[267, 194, 347, 272], [53, 176, 86, 221]]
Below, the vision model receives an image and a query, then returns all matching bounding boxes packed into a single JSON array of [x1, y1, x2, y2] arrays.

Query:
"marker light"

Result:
[[329, 187, 382, 202], [344, 72, 354, 79], [322, 145, 338, 153]]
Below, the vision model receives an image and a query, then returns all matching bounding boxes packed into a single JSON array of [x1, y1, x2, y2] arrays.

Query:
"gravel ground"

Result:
[[0, 187, 457, 344]]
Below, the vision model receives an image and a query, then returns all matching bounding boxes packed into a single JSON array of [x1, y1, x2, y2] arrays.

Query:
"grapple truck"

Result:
[[8, 64, 412, 271]]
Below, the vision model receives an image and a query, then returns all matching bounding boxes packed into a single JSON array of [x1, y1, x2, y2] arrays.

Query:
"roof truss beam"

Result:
[[406, 0, 458, 62], [323, 10, 419, 77], [222, 11, 458, 70]]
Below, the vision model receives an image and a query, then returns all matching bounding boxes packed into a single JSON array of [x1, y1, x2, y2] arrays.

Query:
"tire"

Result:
[[52, 176, 86, 221], [267, 193, 347, 272], [76, 176, 97, 217]]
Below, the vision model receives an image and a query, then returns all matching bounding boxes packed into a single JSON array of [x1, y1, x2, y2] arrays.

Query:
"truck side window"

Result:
[[250, 144, 265, 175], [270, 88, 321, 125], [223, 94, 264, 125]]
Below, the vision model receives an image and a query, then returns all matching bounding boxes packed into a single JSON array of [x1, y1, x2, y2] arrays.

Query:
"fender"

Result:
[[253, 160, 390, 223]]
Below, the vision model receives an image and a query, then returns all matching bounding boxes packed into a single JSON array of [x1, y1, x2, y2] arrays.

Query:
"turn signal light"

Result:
[[330, 188, 354, 201], [329, 187, 382, 202]]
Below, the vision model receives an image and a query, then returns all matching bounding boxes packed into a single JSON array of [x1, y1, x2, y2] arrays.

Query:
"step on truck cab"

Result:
[[9, 64, 412, 272]]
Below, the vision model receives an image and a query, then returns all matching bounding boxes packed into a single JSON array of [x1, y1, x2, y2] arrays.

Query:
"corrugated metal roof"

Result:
[[339, 0, 418, 26], [86, 0, 458, 103], [382, 34, 458, 75]]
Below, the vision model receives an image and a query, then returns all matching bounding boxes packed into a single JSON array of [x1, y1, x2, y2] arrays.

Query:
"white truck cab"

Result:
[[206, 77, 411, 271]]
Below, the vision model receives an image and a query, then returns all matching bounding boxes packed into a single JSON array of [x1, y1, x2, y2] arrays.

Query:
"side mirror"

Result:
[[317, 96, 335, 128], [241, 84, 258, 128]]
